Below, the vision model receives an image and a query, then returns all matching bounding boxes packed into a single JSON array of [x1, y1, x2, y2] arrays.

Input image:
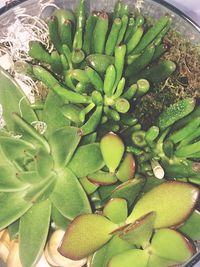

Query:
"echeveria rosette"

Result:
[[23, 0, 176, 136], [0, 67, 105, 267], [60, 181, 199, 267]]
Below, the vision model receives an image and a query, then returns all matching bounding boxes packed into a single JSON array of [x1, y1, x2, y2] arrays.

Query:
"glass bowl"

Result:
[[0, 0, 199, 267]]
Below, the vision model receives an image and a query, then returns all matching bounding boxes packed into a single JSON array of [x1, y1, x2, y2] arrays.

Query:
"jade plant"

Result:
[[59, 181, 199, 267]]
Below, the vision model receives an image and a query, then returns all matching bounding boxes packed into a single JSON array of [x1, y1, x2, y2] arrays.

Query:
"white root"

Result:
[[45, 229, 87, 267]]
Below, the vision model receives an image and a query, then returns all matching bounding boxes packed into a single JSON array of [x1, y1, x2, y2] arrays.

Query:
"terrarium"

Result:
[[0, 0, 199, 267]]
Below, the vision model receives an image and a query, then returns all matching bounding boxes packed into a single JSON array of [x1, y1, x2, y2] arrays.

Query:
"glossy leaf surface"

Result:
[[103, 198, 128, 224]]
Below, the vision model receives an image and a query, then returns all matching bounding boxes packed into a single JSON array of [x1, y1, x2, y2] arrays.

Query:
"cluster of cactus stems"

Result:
[[0, 0, 200, 267]]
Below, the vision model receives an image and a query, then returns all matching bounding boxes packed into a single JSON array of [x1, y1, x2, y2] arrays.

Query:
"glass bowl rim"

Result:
[[0, 0, 199, 32]]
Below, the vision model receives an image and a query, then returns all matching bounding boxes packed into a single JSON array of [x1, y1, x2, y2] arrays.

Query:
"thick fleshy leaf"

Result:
[[68, 143, 105, 178], [0, 66, 37, 131], [100, 133, 125, 172], [43, 90, 70, 137], [17, 171, 43, 184], [59, 214, 116, 260], [88, 171, 118, 185], [35, 148, 54, 178], [51, 205, 71, 230], [108, 249, 149, 267], [8, 220, 19, 240], [89, 235, 134, 267], [142, 176, 165, 193], [0, 192, 32, 230], [19, 199, 51, 267], [0, 165, 28, 192], [116, 153, 135, 182], [111, 178, 145, 207], [127, 181, 199, 228], [103, 198, 128, 224], [113, 212, 155, 248], [50, 167, 91, 220], [150, 228, 195, 263], [24, 174, 56, 203], [0, 137, 35, 162], [179, 209, 200, 241], [98, 183, 120, 203], [79, 177, 99, 195], [50, 126, 81, 169], [147, 255, 177, 267]]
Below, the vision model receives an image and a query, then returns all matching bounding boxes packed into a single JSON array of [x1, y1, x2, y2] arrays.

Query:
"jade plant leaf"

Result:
[[103, 198, 128, 224], [0, 165, 28, 192], [100, 133, 125, 172], [50, 167, 91, 220], [89, 235, 134, 267], [113, 212, 155, 248], [19, 199, 51, 267], [68, 143, 105, 177], [98, 183, 121, 203], [116, 153, 135, 182], [111, 178, 145, 207], [79, 177, 99, 195], [150, 228, 195, 263], [49, 126, 81, 169], [0, 66, 37, 132], [127, 181, 199, 228], [179, 209, 200, 241], [0, 192, 32, 230], [42, 90, 70, 137], [17, 171, 43, 184], [51, 204, 71, 230], [59, 214, 116, 260], [142, 176, 165, 193], [108, 249, 149, 267], [147, 255, 177, 267], [88, 171, 118, 185]]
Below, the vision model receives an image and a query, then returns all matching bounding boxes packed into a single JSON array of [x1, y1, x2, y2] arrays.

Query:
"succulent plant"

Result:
[[60, 181, 199, 267], [0, 66, 105, 267], [15, 0, 177, 137]]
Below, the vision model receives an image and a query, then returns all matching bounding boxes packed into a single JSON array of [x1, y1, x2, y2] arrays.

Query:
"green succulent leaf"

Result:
[[8, 220, 19, 240], [113, 212, 155, 248], [111, 178, 145, 207], [0, 192, 32, 230], [19, 199, 51, 267], [179, 209, 200, 241], [100, 133, 125, 172], [49, 126, 81, 169], [89, 235, 134, 267], [17, 171, 43, 184], [150, 228, 195, 263], [88, 171, 118, 185], [50, 167, 91, 220], [35, 148, 54, 178], [0, 165, 28, 192], [103, 198, 128, 224], [43, 90, 70, 137], [0, 137, 35, 162], [59, 214, 116, 260], [147, 255, 177, 267], [51, 204, 71, 230], [108, 249, 149, 267], [0, 66, 37, 131], [79, 177, 99, 195], [68, 143, 105, 178], [116, 153, 136, 182], [127, 181, 199, 228], [23, 174, 56, 203]]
